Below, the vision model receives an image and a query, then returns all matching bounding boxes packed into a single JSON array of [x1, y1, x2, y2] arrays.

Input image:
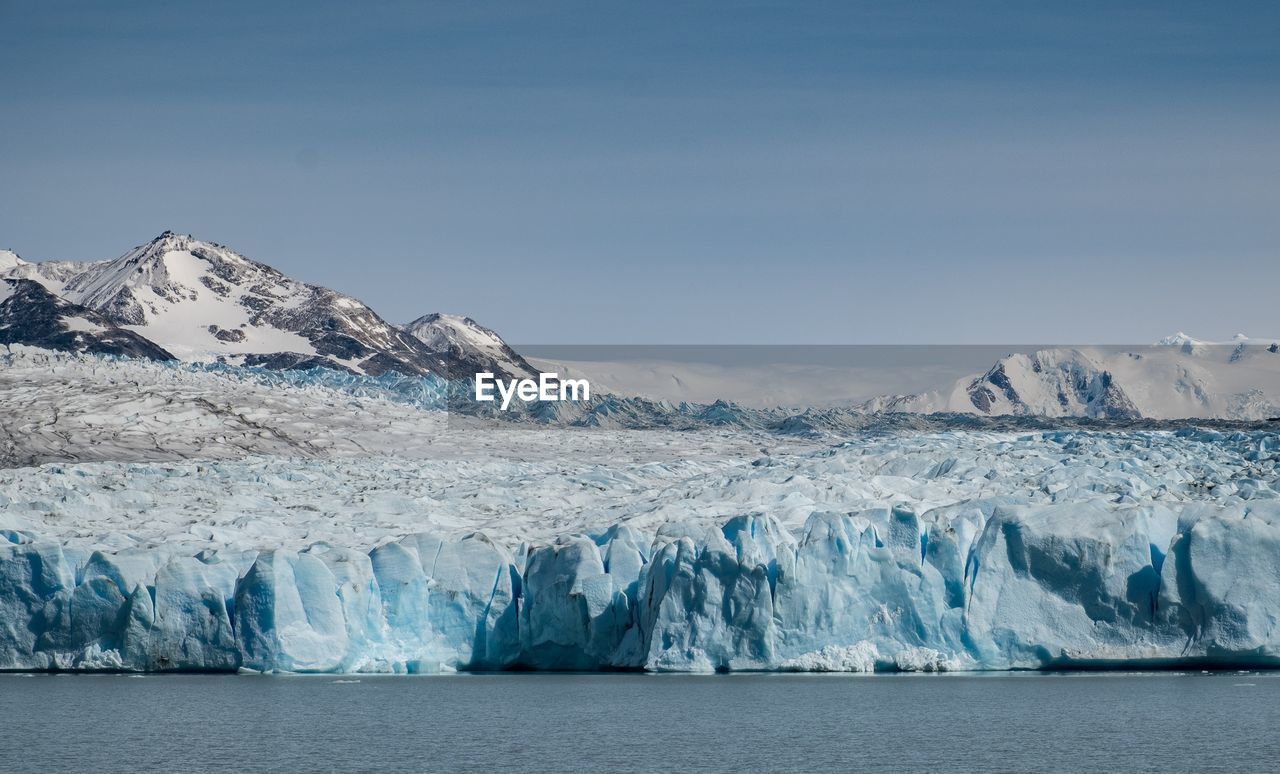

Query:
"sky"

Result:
[[1, 1, 1277, 344]]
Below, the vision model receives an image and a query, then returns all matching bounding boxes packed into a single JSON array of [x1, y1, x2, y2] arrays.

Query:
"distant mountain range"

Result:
[[860, 339, 1280, 420], [2, 234, 1278, 420], [0, 233, 535, 380]]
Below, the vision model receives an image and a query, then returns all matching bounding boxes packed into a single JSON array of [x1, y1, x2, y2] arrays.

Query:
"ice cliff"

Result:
[[5, 494, 1280, 673]]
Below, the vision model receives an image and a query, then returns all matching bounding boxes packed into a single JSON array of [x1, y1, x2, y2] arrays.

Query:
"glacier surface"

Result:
[[2, 422, 1278, 673]]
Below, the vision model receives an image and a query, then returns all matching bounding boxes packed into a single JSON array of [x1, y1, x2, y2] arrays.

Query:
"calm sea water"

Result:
[[1, 672, 1276, 773]]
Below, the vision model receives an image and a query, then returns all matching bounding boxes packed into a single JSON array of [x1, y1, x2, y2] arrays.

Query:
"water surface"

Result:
[[1, 672, 1274, 773]]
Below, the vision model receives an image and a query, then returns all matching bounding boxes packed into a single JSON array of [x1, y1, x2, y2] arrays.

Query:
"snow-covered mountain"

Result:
[[402, 312, 537, 379], [52, 232, 447, 375], [0, 232, 531, 378], [872, 338, 1280, 420]]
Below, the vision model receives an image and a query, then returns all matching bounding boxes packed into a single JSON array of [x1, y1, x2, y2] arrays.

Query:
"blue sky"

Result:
[[1, 1, 1276, 343]]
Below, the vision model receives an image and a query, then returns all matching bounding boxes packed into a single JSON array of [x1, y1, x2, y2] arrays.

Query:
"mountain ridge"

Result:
[[402, 312, 538, 379], [0, 277, 176, 360], [855, 341, 1280, 420], [0, 232, 529, 379]]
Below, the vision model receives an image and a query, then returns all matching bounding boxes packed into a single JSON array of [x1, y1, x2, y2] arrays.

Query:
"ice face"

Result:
[[3, 493, 1280, 672]]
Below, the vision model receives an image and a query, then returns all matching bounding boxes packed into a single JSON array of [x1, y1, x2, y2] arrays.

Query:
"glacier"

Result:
[[5, 344, 1274, 469], [2, 425, 1278, 673]]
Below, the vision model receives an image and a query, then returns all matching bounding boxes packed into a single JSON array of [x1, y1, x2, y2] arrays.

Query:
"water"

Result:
[[2, 672, 1276, 773]]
